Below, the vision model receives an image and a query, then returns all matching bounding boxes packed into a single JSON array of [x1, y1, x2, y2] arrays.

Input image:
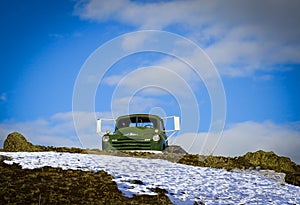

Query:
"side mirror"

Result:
[[163, 116, 180, 132], [174, 116, 180, 131], [163, 115, 180, 139], [97, 119, 101, 134], [97, 118, 115, 135]]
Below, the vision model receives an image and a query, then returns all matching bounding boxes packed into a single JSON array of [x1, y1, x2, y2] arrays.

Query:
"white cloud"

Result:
[[0, 117, 77, 148], [102, 72, 128, 86], [102, 61, 202, 96], [74, 0, 300, 77], [74, 0, 202, 29], [48, 33, 64, 39], [104, 66, 203, 132], [114, 66, 194, 93], [0, 93, 7, 102], [0, 112, 107, 149], [110, 95, 162, 117], [173, 121, 300, 164], [121, 32, 154, 51]]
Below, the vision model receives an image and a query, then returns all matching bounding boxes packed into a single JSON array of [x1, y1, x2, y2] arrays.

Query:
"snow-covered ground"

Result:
[[1, 152, 299, 205]]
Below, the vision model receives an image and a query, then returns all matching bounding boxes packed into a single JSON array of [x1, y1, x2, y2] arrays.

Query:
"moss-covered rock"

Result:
[[3, 132, 36, 152], [242, 150, 300, 186], [242, 150, 297, 173], [2, 132, 86, 153]]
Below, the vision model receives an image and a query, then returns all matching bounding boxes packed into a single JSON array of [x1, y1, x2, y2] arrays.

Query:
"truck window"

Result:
[[116, 118, 131, 129], [116, 116, 158, 129]]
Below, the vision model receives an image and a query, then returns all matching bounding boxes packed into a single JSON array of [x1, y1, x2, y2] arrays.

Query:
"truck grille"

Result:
[[111, 138, 151, 150]]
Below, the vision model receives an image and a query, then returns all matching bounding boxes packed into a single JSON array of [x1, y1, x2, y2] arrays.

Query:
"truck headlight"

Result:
[[103, 135, 109, 142], [152, 134, 160, 141]]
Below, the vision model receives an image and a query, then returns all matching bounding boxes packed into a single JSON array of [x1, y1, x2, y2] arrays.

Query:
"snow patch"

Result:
[[1, 152, 299, 205]]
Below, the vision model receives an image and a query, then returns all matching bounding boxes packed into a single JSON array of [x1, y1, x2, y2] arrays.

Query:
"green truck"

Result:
[[97, 114, 180, 151]]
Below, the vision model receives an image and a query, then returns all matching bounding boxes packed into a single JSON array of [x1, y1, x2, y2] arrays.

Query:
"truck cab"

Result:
[[97, 114, 180, 151]]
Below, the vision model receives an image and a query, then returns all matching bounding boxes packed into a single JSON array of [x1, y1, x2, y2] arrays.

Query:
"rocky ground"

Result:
[[0, 132, 299, 204]]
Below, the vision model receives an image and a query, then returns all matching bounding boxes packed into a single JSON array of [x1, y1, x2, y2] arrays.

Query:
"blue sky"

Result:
[[0, 0, 299, 162]]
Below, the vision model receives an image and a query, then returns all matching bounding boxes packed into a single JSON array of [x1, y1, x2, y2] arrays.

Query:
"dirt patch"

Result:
[[0, 158, 172, 205]]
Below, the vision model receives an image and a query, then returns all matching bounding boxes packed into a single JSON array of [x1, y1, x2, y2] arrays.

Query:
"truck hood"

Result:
[[115, 127, 155, 139]]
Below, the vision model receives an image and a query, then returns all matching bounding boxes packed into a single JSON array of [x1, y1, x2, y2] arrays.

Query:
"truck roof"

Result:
[[116, 114, 162, 121]]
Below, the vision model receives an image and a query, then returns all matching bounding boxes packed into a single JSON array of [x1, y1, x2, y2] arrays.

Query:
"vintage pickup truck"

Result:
[[97, 114, 180, 151]]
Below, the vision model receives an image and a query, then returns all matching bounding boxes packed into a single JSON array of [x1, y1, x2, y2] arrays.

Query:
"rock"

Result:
[[163, 145, 187, 154], [232, 168, 286, 185], [130, 179, 144, 185], [3, 132, 36, 152], [0, 155, 11, 161], [259, 170, 286, 185], [243, 150, 297, 173], [239, 150, 300, 186], [2, 132, 86, 153]]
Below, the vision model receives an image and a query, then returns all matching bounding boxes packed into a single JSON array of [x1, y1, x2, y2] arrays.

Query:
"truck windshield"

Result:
[[116, 116, 158, 129]]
